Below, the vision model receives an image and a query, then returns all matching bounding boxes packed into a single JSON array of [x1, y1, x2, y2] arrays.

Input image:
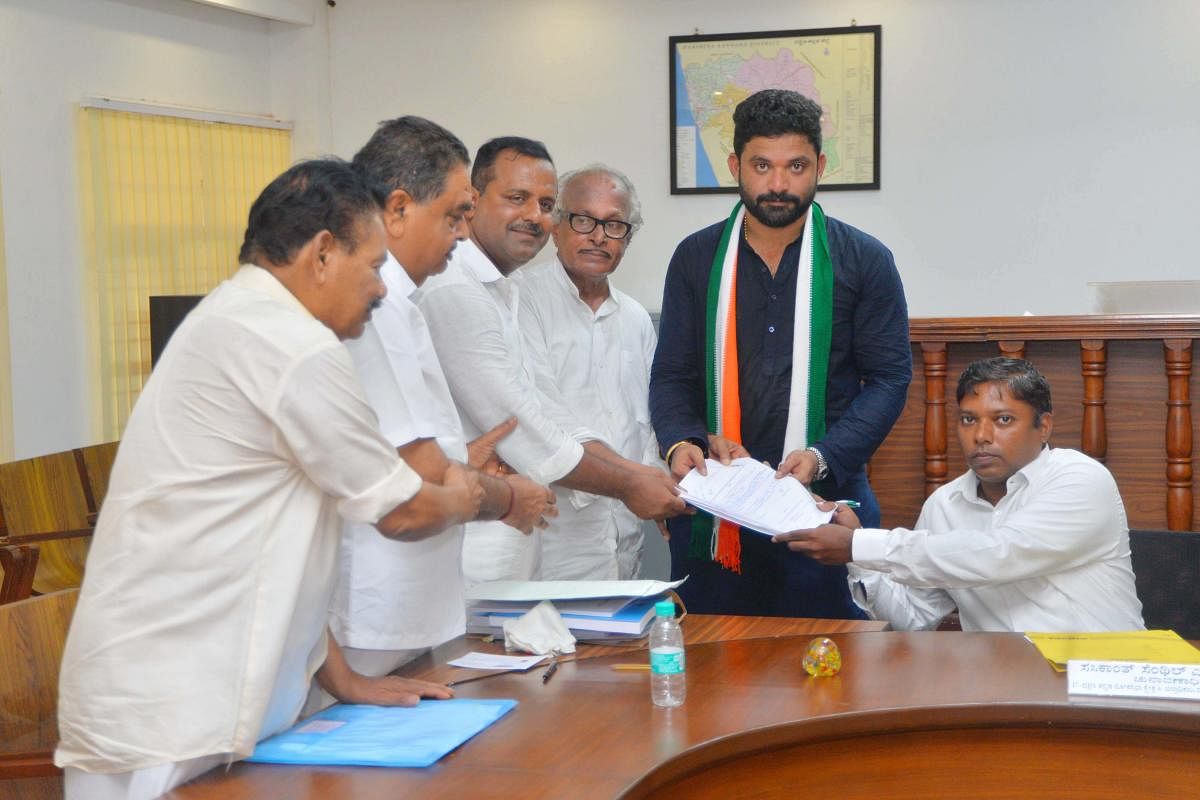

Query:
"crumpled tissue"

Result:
[[502, 600, 576, 655]]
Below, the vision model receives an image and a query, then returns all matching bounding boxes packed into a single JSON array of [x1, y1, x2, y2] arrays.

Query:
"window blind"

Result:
[[78, 107, 291, 438]]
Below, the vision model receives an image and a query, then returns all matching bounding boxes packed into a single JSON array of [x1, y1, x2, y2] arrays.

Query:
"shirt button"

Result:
[[768, 326, 776, 333]]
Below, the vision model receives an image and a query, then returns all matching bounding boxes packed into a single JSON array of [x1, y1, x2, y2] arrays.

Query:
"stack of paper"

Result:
[[1024, 629, 1200, 672], [678, 457, 832, 536], [468, 594, 662, 636], [465, 578, 685, 641]]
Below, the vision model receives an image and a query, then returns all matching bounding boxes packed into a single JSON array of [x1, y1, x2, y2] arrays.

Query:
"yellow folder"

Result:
[[1025, 630, 1200, 672]]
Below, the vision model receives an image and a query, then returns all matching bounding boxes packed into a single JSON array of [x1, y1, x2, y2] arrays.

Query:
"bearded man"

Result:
[[650, 89, 912, 617]]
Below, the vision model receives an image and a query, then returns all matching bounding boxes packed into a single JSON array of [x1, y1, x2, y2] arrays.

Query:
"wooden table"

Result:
[[171, 621, 1200, 799]]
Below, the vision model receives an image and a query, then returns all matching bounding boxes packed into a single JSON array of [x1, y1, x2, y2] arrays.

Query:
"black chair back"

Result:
[[1129, 529, 1200, 639]]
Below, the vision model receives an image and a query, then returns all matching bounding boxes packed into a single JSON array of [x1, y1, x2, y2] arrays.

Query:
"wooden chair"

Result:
[[0, 544, 39, 604], [74, 441, 119, 526], [0, 452, 93, 597], [0, 587, 77, 798]]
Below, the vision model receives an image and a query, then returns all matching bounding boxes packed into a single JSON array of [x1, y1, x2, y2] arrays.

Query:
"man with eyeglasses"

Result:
[[418, 140, 685, 585], [512, 165, 664, 580]]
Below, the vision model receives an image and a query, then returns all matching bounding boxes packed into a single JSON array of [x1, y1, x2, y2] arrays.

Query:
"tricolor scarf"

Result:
[[691, 200, 833, 572]]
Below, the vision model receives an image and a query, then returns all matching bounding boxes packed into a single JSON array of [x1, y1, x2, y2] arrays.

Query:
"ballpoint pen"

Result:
[[541, 658, 559, 684], [834, 499, 861, 509], [446, 670, 515, 688]]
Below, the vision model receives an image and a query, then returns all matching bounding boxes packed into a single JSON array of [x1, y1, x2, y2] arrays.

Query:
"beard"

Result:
[[739, 181, 816, 228]]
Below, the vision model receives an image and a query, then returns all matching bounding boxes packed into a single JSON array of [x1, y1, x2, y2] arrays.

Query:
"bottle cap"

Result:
[[655, 599, 676, 618]]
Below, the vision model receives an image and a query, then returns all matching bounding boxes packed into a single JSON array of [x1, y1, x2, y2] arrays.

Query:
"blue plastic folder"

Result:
[[247, 699, 517, 768]]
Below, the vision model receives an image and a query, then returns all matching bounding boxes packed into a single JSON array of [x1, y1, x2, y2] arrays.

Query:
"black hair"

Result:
[[238, 158, 386, 266], [732, 89, 823, 156], [352, 116, 469, 203], [471, 136, 554, 192], [956, 357, 1053, 425]]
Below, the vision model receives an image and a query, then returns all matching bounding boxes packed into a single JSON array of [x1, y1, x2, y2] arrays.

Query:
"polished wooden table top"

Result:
[[171, 620, 1200, 799]]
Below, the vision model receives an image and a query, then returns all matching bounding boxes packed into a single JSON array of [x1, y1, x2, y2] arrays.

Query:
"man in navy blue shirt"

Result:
[[650, 89, 911, 617]]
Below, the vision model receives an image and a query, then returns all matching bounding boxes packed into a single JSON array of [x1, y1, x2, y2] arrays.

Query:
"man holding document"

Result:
[[775, 358, 1145, 632], [651, 89, 911, 617]]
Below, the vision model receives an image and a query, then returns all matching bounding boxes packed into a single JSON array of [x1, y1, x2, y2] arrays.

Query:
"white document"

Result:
[[465, 578, 686, 603], [446, 652, 549, 671], [677, 457, 833, 536], [1067, 660, 1200, 700]]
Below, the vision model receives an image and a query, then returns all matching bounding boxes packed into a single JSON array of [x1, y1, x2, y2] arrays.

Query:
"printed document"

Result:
[[678, 457, 833, 536]]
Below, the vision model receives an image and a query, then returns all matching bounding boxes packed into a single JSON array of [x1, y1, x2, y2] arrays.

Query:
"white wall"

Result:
[[3, 0, 1200, 457], [327, 0, 1200, 318], [0, 0, 328, 457]]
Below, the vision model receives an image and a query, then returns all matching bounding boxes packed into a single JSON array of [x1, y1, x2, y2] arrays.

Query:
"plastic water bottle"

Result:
[[649, 599, 686, 707]]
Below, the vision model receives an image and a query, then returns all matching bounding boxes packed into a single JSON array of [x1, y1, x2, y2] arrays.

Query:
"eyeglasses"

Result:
[[566, 212, 633, 241]]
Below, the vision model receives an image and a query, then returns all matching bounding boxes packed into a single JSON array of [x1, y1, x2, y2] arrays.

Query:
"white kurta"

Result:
[[513, 258, 660, 580], [330, 252, 468, 651], [416, 239, 584, 586], [848, 447, 1145, 632], [56, 266, 423, 773]]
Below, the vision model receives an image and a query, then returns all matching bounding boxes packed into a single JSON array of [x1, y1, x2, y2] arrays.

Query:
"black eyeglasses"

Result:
[[566, 212, 633, 240]]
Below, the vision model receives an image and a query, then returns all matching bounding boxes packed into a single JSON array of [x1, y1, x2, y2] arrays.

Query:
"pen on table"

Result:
[[446, 670, 514, 687], [541, 659, 559, 684]]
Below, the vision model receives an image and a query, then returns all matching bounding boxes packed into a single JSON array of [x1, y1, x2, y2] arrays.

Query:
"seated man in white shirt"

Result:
[[514, 165, 663, 580], [417, 138, 686, 585], [326, 117, 557, 686], [56, 160, 484, 800], [773, 357, 1145, 632]]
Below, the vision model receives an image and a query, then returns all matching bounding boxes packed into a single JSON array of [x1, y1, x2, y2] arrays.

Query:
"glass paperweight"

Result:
[[802, 636, 842, 677]]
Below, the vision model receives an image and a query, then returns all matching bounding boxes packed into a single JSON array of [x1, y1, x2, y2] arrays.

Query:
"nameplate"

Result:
[[1067, 659, 1200, 700]]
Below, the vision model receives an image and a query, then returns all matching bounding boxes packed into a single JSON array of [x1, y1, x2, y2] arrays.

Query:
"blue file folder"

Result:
[[247, 698, 517, 768]]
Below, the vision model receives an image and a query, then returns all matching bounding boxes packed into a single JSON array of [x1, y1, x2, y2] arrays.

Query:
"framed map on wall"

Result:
[[669, 25, 881, 194]]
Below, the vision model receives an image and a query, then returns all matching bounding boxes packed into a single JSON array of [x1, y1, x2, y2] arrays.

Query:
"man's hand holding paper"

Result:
[[772, 500, 862, 564], [677, 457, 834, 537]]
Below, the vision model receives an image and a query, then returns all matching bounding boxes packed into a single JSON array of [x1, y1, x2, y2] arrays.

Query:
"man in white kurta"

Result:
[[775, 357, 1145, 633], [330, 251, 472, 667], [56, 160, 478, 800], [513, 165, 661, 580], [419, 236, 584, 584], [418, 142, 684, 586], [328, 121, 557, 677]]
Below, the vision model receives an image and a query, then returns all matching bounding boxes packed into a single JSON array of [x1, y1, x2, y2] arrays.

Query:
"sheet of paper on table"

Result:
[[466, 577, 686, 603], [678, 457, 833, 536], [446, 652, 549, 671]]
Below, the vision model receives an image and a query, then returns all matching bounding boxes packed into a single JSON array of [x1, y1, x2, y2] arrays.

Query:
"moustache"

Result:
[[509, 223, 544, 237], [756, 192, 802, 205]]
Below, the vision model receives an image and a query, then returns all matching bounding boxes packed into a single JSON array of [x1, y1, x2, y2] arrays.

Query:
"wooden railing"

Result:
[[870, 315, 1199, 532]]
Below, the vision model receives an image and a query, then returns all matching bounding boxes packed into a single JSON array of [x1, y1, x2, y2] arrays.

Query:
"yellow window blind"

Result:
[[78, 108, 291, 439], [0, 169, 12, 462]]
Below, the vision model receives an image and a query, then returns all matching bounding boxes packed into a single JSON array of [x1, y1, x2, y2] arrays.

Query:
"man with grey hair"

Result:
[[513, 164, 664, 579], [325, 118, 557, 696]]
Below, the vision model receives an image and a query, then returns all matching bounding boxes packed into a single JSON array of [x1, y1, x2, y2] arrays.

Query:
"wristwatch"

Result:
[[806, 446, 829, 481]]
